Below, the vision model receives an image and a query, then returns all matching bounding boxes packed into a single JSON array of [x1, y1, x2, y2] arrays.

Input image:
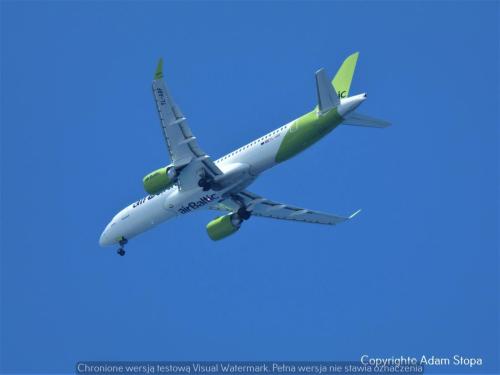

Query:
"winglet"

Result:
[[154, 58, 163, 80], [349, 209, 362, 219]]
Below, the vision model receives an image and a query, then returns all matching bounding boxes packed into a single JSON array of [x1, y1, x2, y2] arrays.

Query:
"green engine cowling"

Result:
[[143, 165, 177, 195], [206, 213, 242, 241]]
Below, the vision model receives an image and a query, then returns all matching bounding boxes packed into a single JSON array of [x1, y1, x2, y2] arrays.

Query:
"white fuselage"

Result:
[[99, 120, 293, 246], [99, 93, 367, 247]]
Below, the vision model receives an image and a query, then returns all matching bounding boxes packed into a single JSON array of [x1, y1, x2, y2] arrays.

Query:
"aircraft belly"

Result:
[[172, 189, 222, 216]]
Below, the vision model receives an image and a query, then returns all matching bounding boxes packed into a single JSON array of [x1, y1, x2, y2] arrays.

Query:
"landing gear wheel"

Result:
[[237, 207, 251, 220], [116, 238, 127, 256], [198, 177, 214, 191]]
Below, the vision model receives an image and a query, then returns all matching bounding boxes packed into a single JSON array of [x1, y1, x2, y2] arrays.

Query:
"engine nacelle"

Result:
[[143, 165, 177, 194], [206, 213, 242, 241]]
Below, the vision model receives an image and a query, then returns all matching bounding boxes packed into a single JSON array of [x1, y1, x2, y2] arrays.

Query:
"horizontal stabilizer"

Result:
[[315, 68, 340, 113], [342, 111, 391, 128]]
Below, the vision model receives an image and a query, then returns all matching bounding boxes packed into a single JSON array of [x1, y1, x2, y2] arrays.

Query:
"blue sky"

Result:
[[1, 1, 498, 373]]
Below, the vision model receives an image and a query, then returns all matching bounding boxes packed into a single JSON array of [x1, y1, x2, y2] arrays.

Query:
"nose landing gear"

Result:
[[117, 238, 128, 256]]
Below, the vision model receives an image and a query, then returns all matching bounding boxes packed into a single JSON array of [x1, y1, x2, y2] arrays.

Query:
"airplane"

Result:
[[99, 52, 390, 255]]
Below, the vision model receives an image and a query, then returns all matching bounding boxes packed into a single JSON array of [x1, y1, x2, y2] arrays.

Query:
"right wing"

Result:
[[152, 59, 222, 190], [211, 190, 361, 225]]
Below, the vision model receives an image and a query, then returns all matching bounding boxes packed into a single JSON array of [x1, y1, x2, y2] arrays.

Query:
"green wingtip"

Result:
[[154, 58, 163, 80]]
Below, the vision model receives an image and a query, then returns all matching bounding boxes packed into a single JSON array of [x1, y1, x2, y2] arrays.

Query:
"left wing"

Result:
[[211, 190, 361, 225], [152, 59, 222, 190]]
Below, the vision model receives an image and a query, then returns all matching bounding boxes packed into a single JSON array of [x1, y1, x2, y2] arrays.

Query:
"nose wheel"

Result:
[[117, 238, 128, 256]]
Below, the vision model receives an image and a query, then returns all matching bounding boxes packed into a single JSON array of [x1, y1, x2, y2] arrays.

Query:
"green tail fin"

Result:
[[332, 52, 359, 98]]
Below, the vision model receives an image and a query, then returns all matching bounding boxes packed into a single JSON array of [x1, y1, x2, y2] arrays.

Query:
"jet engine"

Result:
[[143, 165, 177, 194], [206, 213, 243, 241]]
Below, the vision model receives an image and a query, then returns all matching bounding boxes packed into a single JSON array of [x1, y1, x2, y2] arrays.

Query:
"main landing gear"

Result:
[[198, 168, 225, 191], [198, 176, 214, 191], [237, 206, 251, 220], [117, 238, 128, 256], [230, 194, 252, 221]]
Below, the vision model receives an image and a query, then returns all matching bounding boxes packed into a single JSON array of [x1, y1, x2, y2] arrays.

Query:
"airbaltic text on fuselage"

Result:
[[178, 194, 218, 214], [133, 194, 157, 208]]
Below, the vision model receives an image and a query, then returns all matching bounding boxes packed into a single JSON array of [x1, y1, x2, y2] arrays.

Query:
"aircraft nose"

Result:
[[99, 225, 112, 247], [99, 230, 107, 247]]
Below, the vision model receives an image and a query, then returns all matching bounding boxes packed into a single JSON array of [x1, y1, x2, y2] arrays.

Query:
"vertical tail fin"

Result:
[[332, 52, 359, 98]]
